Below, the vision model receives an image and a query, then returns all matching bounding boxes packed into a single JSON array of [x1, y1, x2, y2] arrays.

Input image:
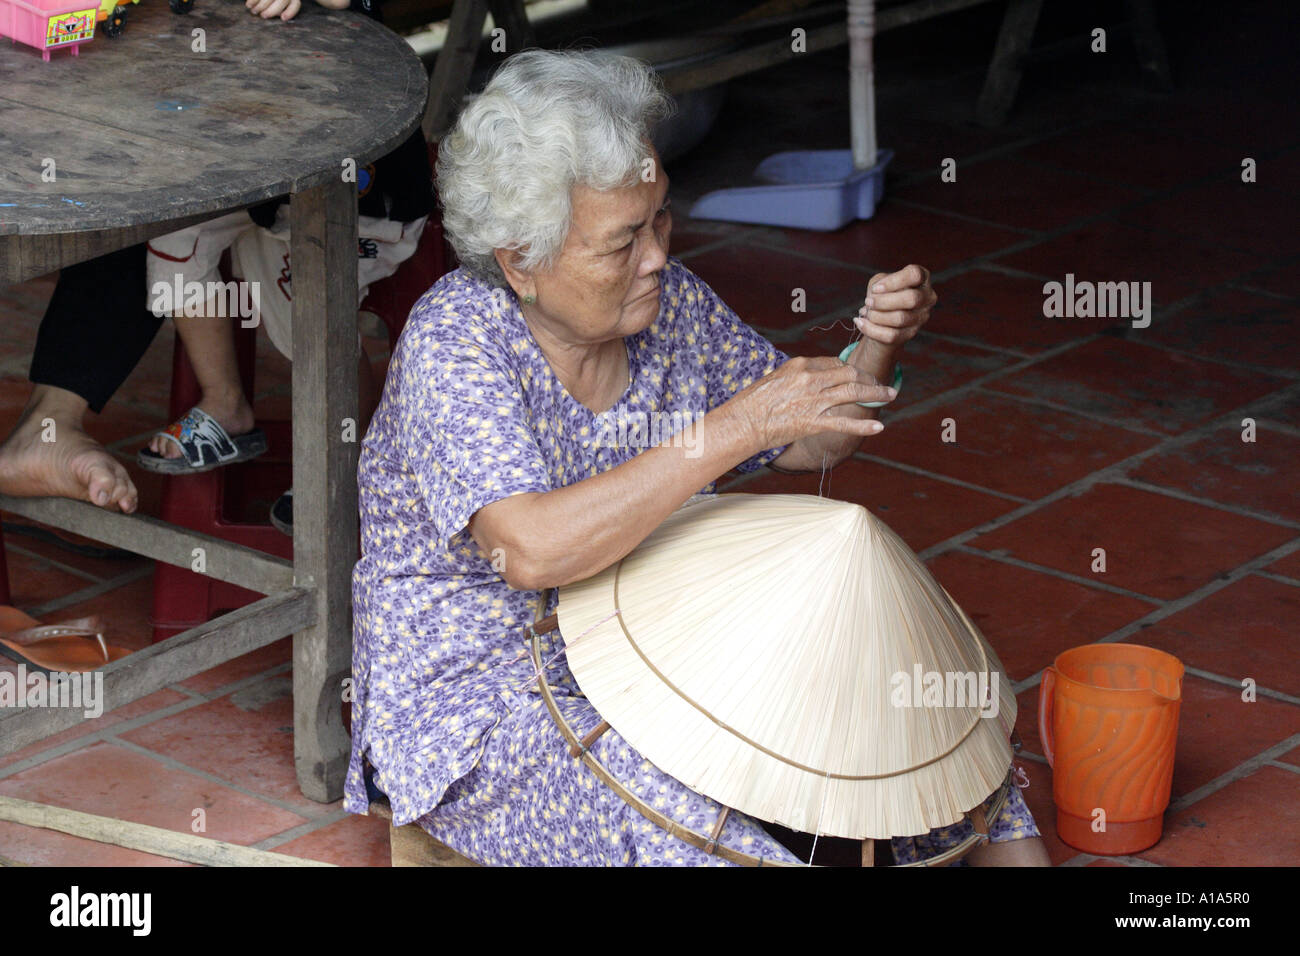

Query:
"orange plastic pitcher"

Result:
[[1039, 643, 1183, 855]]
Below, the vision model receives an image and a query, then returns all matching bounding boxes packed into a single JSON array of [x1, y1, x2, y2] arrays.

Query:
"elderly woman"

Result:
[[345, 50, 1048, 866]]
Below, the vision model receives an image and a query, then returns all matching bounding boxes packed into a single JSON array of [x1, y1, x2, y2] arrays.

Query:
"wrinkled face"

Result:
[[524, 148, 671, 344]]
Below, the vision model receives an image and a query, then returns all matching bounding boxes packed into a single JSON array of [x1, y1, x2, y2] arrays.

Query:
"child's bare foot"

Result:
[[147, 386, 256, 459], [0, 386, 138, 512]]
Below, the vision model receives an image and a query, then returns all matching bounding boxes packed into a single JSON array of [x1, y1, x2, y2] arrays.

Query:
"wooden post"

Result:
[[487, 0, 535, 51], [369, 801, 480, 867], [1124, 0, 1173, 91], [289, 178, 359, 803], [423, 0, 491, 141], [847, 0, 878, 171], [976, 0, 1043, 127], [861, 838, 875, 867]]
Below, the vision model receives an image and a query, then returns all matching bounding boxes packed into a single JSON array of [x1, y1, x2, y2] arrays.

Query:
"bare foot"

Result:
[[147, 386, 255, 459], [0, 386, 139, 513]]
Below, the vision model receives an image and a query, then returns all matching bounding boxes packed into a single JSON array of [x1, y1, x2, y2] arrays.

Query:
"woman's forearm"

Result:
[[468, 400, 761, 590]]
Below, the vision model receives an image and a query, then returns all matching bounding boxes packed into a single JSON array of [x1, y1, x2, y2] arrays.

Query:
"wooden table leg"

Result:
[[289, 178, 359, 803], [976, 0, 1043, 127], [1124, 0, 1173, 91]]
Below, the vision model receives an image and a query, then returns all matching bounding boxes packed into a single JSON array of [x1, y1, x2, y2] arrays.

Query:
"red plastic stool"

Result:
[[149, 200, 455, 642]]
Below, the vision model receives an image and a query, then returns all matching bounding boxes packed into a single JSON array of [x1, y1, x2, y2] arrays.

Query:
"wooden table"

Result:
[[0, 0, 427, 803]]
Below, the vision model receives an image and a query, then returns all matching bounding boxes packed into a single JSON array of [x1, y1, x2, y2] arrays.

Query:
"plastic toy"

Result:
[[1, 0, 98, 60], [1, 0, 192, 60], [98, 0, 192, 40]]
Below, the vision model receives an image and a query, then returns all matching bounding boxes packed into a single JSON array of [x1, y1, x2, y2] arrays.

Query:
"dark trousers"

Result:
[[28, 243, 162, 414]]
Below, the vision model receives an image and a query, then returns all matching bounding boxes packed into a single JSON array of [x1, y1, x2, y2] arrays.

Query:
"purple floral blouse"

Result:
[[345, 257, 790, 828]]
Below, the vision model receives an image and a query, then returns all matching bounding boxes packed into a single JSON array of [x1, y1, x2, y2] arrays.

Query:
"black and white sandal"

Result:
[[270, 487, 293, 536], [138, 406, 268, 475]]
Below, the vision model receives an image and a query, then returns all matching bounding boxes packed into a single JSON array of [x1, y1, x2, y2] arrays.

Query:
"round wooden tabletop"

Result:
[[0, 0, 427, 235]]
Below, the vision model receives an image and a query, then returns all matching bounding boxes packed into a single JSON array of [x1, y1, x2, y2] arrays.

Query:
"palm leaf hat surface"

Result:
[[556, 493, 1016, 840]]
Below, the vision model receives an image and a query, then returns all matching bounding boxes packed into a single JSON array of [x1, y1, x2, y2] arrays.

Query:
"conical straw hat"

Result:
[[557, 493, 1016, 840]]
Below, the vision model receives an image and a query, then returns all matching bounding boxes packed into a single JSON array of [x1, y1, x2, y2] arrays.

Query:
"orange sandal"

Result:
[[0, 606, 131, 673]]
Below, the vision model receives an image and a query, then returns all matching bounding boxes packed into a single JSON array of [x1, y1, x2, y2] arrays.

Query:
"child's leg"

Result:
[[144, 212, 260, 459], [146, 310, 256, 459], [242, 210, 422, 428]]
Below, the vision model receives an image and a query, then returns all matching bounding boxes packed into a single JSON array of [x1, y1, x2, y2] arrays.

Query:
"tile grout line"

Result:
[[1251, 418, 1300, 439], [1121, 336, 1300, 385], [972, 259, 1061, 283], [887, 196, 1044, 236], [22, 563, 156, 620], [1253, 569, 1300, 589], [1166, 732, 1300, 813], [970, 384, 1171, 437], [103, 736, 329, 823], [908, 328, 1034, 359], [1112, 476, 1300, 532], [1004, 153, 1164, 196], [0, 539, 109, 585], [1181, 666, 1300, 707], [727, 238, 888, 280], [885, 126, 1087, 192], [251, 808, 355, 852], [184, 661, 294, 702], [673, 226, 763, 263], [951, 543, 1164, 605], [0, 661, 294, 780], [1231, 281, 1300, 305], [850, 451, 1032, 504], [0, 694, 208, 782]]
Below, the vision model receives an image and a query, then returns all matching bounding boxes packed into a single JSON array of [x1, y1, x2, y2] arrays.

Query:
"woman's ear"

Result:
[[493, 249, 533, 301]]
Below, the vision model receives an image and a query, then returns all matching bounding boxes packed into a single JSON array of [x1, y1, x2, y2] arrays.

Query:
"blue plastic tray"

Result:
[[690, 147, 893, 231]]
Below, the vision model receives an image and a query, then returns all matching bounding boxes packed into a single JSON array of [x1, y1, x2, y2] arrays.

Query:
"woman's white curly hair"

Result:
[[436, 49, 674, 288]]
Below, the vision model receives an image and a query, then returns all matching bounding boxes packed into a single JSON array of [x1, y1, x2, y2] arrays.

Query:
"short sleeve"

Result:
[[396, 298, 552, 546], [684, 265, 791, 473]]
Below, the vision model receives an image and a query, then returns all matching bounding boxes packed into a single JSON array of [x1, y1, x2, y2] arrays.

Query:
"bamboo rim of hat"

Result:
[[528, 594, 1012, 868]]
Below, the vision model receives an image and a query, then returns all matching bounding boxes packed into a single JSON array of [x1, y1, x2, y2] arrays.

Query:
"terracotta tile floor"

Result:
[[2, 1, 1297, 867]]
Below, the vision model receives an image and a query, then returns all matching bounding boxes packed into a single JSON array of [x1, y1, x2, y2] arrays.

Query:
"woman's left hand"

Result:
[[854, 264, 937, 350]]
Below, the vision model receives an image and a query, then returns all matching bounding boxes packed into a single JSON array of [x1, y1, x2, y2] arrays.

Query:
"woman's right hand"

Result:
[[724, 355, 896, 451]]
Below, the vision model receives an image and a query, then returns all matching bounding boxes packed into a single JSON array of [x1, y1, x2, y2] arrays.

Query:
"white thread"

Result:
[[807, 318, 857, 334], [1012, 764, 1030, 789], [519, 607, 622, 692], [817, 452, 831, 498], [806, 769, 833, 866]]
